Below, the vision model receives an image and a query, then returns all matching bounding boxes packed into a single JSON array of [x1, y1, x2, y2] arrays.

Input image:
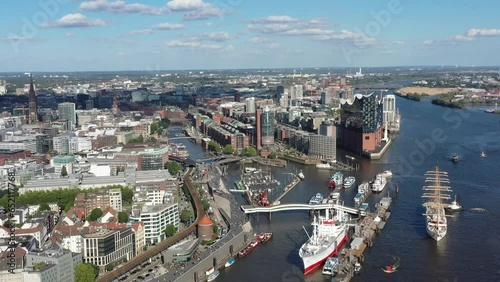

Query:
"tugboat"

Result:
[[445, 195, 463, 212], [452, 154, 459, 163]]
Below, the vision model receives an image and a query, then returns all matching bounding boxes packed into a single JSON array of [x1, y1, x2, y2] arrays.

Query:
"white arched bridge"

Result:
[[240, 203, 360, 215]]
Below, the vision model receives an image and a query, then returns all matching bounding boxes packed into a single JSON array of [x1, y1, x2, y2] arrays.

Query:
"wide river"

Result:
[[173, 94, 500, 282]]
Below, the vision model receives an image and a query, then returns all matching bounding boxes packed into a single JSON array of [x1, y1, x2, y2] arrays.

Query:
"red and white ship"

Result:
[[299, 203, 349, 274]]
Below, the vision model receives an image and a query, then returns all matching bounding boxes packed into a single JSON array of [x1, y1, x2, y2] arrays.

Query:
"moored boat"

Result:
[[298, 171, 305, 180], [328, 172, 343, 189], [299, 202, 349, 274], [309, 193, 324, 205], [316, 163, 332, 169], [261, 232, 273, 243], [207, 270, 220, 281], [343, 176, 355, 189], [371, 174, 387, 192], [225, 258, 235, 268], [322, 257, 339, 276], [206, 267, 214, 276]]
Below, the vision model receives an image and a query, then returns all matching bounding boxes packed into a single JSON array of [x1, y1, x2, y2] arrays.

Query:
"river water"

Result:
[[172, 95, 500, 282]]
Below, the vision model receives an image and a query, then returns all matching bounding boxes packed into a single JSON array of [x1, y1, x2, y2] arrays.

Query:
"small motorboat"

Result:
[[225, 257, 235, 268], [480, 152, 487, 158], [445, 195, 463, 212], [452, 154, 459, 163], [207, 270, 220, 282], [354, 262, 362, 275], [382, 265, 397, 273]]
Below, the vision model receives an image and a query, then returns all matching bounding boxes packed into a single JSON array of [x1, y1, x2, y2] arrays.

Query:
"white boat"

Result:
[[207, 270, 220, 282], [371, 174, 387, 192], [206, 267, 214, 276], [354, 193, 363, 205], [423, 164, 452, 241], [316, 163, 332, 169], [480, 152, 486, 158], [322, 257, 339, 275], [329, 172, 343, 189], [225, 257, 235, 268], [299, 202, 349, 274], [309, 193, 324, 205], [354, 262, 362, 275], [298, 171, 305, 180], [380, 170, 393, 178], [358, 182, 370, 194], [343, 176, 355, 189], [329, 192, 340, 200], [244, 167, 257, 173], [445, 195, 462, 212]]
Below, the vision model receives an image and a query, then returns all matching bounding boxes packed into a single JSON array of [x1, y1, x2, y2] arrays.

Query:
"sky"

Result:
[[1, 0, 500, 71]]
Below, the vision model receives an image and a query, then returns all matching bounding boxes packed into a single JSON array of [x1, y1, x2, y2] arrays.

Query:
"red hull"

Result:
[[303, 235, 348, 274]]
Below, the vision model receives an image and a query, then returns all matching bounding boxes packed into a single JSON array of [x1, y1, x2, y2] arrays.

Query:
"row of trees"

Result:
[[150, 118, 171, 135], [75, 263, 99, 282], [207, 141, 258, 157], [0, 185, 134, 214]]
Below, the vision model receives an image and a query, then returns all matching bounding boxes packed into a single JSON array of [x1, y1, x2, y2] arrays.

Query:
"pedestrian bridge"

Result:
[[240, 203, 359, 215]]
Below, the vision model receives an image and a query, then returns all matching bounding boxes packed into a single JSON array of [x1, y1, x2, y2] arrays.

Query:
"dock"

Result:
[[274, 176, 301, 203], [331, 192, 397, 281]]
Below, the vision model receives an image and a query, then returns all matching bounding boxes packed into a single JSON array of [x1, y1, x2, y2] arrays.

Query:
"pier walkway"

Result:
[[240, 203, 359, 215]]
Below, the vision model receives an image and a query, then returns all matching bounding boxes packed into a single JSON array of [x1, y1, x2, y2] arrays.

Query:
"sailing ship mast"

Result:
[[422, 165, 452, 208]]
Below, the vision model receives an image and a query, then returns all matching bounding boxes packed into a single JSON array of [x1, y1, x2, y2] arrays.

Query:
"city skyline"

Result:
[[1, 0, 500, 71]]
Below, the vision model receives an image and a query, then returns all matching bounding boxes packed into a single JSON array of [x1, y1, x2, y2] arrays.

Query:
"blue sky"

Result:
[[1, 0, 499, 71]]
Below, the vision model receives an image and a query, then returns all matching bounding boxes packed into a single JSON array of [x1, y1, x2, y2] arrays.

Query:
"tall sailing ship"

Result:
[[422, 164, 452, 241]]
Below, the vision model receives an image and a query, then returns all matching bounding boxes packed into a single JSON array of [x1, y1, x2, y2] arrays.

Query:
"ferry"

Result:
[[225, 258, 235, 268], [207, 270, 220, 281], [343, 176, 356, 189], [309, 193, 324, 205], [322, 257, 339, 276]]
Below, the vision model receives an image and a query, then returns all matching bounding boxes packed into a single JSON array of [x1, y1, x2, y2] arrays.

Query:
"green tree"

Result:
[[164, 161, 180, 176], [61, 165, 68, 177], [75, 263, 96, 282], [181, 183, 191, 203], [180, 208, 193, 223], [120, 186, 133, 205], [241, 146, 258, 157], [39, 203, 51, 211], [165, 224, 176, 237], [150, 122, 159, 134], [202, 199, 210, 212], [222, 144, 234, 155], [86, 208, 103, 222], [118, 211, 129, 223], [268, 152, 277, 159], [208, 140, 221, 153]]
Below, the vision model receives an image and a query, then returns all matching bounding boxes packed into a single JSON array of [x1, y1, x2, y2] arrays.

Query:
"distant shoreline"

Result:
[[395, 86, 456, 96]]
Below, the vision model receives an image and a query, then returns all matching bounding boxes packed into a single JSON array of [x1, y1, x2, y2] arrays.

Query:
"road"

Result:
[[96, 167, 204, 282]]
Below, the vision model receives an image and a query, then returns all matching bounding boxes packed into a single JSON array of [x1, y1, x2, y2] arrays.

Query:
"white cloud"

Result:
[[252, 15, 299, 24], [248, 23, 292, 34], [393, 40, 405, 45], [125, 29, 154, 36], [80, 0, 167, 15], [41, 13, 106, 28], [423, 40, 434, 45], [166, 0, 210, 11], [466, 28, 500, 37], [202, 32, 231, 41], [65, 32, 74, 37], [165, 39, 233, 51], [1, 35, 36, 41], [182, 7, 226, 21], [152, 23, 185, 30]]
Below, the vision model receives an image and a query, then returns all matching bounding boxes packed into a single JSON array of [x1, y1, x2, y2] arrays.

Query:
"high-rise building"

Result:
[[245, 97, 256, 113], [382, 94, 396, 123], [260, 106, 275, 147], [58, 102, 76, 127], [321, 91, 333, 105], [234, 91, 241, 102], [28, 73, 38, 124], [290, 85, 303, 100], [255, 108, 262, 149]]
